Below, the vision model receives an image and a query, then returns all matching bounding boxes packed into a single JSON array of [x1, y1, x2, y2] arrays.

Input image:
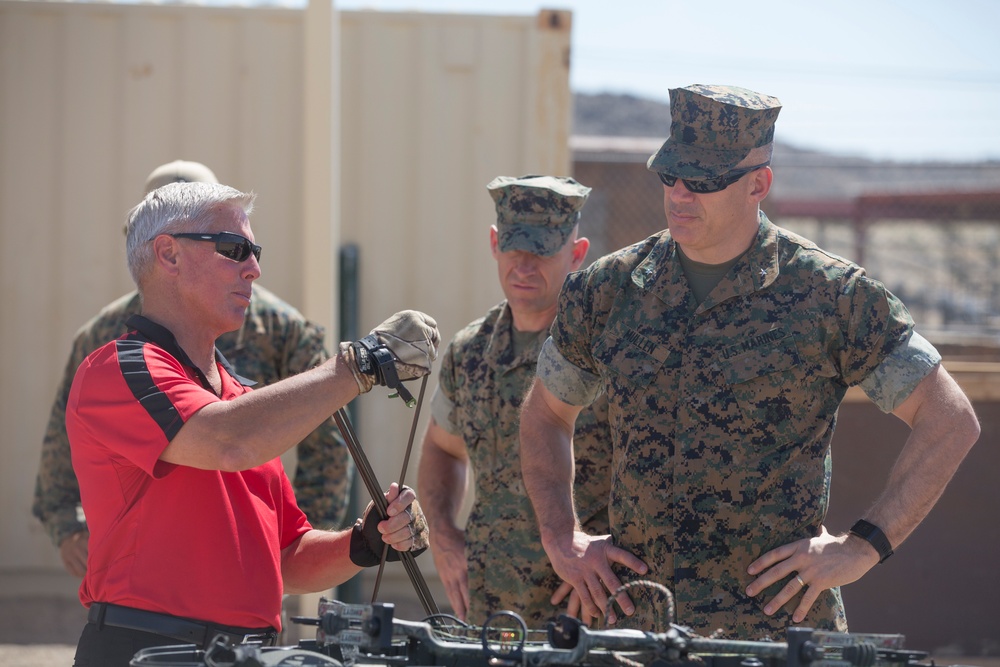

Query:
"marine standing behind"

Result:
[[418, 175, 612, 625]]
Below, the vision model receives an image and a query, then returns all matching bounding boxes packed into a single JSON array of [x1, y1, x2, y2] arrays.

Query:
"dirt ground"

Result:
[[0, 644, 76, 667]]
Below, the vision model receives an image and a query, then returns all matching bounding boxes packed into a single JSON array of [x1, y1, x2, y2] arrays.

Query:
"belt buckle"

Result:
[[240, 631, 272, 646]]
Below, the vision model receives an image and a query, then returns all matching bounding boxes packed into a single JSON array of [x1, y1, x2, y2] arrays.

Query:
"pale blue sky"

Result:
[[336, 0, 1000, 163]]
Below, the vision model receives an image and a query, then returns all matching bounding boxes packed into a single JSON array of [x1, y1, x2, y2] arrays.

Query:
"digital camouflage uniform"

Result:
[[434, 302, 610, 626], [429, 174, 612, 626], [540, 213, 919, 639], [32, 284, 353, 548]]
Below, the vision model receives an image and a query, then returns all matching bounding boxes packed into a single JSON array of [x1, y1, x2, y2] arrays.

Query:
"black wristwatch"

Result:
[[850, 519, 894, 563]]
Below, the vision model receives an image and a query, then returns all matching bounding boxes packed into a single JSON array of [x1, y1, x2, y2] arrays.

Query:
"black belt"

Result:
[[88, 602, 278, 647]]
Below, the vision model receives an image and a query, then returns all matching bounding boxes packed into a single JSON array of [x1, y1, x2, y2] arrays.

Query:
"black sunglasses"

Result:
[[170, 231, 262, 263], [657, 162, 770, 194]]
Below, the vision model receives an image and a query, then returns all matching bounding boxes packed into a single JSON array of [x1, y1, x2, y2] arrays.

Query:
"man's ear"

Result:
[[749, 166, 773, 203], [570, 236, 590, 270], [489, 225, 500, 259], [151, 235, 182, 276]]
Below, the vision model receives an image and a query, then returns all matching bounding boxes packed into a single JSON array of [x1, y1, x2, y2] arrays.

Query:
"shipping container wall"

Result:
[[0, 0, 572, 625], [0, 1, 311, 601], [338, 6, 572, 542]]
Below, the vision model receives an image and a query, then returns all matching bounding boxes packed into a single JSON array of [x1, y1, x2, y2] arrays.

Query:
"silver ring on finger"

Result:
[[794, 573, 806, 589]]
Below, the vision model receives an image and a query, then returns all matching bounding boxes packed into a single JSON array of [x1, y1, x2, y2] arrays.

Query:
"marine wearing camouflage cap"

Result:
[[647, 84, 782, 179], [487, 175, 591, 256], [419, 173, 610, 625], [521, 80, 975, 642]]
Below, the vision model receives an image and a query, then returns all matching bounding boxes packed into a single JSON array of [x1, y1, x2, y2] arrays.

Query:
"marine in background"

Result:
[[419, 175, 612, 625]]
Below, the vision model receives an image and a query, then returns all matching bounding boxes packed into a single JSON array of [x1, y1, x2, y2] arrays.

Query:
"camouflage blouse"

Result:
[[543, 213, 919, 639], [436, 302, 612, 626]]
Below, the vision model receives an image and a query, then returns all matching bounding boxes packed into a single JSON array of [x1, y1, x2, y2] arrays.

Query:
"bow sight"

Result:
[[130, 597, 934, 667]]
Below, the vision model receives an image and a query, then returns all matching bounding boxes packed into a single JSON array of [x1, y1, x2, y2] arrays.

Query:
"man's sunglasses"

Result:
[[657, 162, 770, 194], [170, 231, 262, 262]]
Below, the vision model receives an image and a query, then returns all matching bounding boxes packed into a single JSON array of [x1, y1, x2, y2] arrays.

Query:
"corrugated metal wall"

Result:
[[0, 0, 572, 621], [337, 8, 573, 616], [0, 1, 313, 600], [339, 6, 573, 534]]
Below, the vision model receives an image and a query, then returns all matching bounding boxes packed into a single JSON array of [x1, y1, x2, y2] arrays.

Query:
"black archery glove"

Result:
[[349, 496, 429, 568]]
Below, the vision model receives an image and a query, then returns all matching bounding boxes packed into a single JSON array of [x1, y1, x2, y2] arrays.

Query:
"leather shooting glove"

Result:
[[341, 310, 440, 395]]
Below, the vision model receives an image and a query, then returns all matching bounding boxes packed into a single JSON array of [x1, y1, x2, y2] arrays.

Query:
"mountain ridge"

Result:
[[572, 92, 1000, 198]]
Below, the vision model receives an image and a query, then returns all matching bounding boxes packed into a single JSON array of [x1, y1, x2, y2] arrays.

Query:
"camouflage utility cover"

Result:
[[435, 302, 611, 625], [647, 84, 782, 179], [487, 175, 591, 257], [543, 213, 918, 639], [32, 284, 353, 546], [144, 159, 219, 193]]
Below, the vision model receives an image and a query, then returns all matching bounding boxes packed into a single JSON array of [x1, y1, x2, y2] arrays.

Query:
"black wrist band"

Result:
[[850, 519, 894, 563], [351, 334, 380, 376]]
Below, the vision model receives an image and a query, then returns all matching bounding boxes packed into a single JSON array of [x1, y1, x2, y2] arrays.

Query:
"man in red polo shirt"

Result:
[[66, 181, 439, 666]]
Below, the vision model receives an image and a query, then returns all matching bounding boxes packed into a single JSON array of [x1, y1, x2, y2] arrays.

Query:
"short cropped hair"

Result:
[[125, 181, 255, 288]]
